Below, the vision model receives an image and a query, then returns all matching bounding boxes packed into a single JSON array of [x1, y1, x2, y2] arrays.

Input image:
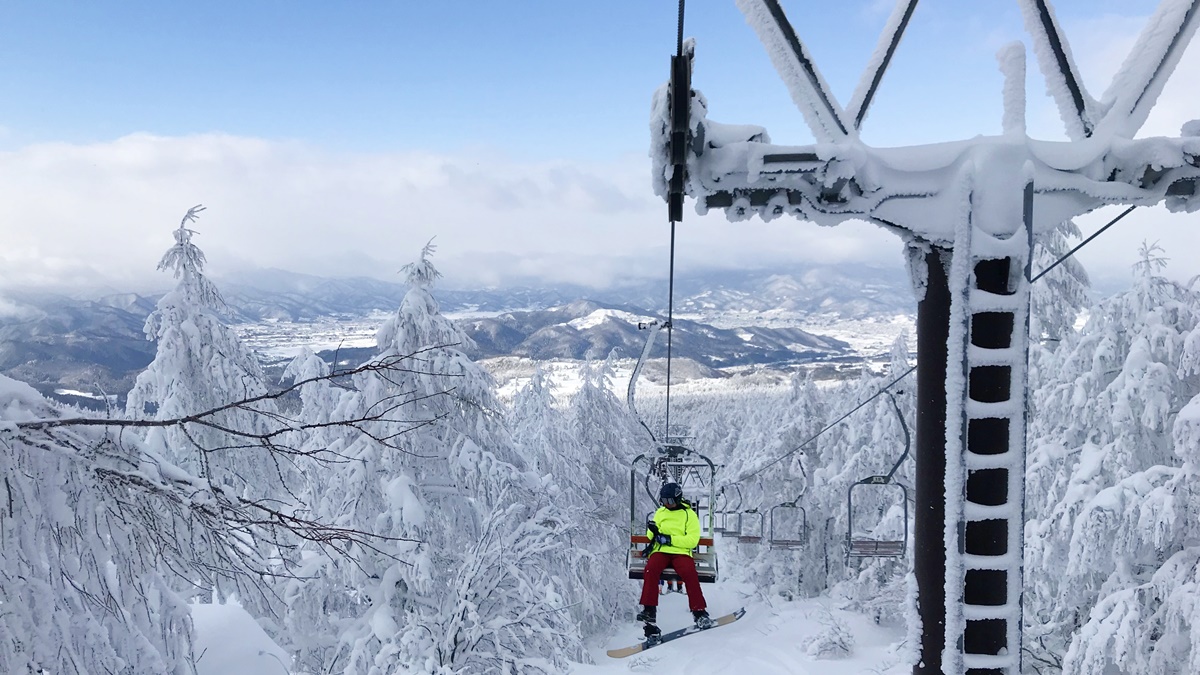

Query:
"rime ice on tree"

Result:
[[650, 1, 1200, 673]]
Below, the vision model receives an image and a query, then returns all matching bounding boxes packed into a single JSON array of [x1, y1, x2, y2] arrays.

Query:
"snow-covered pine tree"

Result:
[[566, 352, 644, 527], [273, 347, 368, 672], [1025, 243, 1200, 674], [730, 371, 826, 600], [125, 206, 287, 498], [5, 360, 398, 675], [298, 241, 586, 674], [1030, 219, 1091, 345], [507, 363, 632, 638], [123, 206, 295, 608], [797, 337, 914, 622]]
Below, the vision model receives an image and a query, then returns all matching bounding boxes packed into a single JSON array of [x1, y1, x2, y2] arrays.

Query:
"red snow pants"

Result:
[[639, 552, 706, 612]]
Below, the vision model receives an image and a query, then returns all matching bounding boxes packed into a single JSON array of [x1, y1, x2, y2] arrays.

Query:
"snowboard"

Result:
[[606, 608, 746, 658]]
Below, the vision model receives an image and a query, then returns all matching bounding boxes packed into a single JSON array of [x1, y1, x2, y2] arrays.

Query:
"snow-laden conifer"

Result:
[[1025, 243, 1200, 673], [508, 363, 633, 637], [1030, 219, 1091, 345], [288, 241, 587, 673], [122, 206, 297, 613], [125, 206, 286, 497]]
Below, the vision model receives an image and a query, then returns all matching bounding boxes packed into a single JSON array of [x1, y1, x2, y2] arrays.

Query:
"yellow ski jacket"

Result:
[[646, 503, 702, 556]]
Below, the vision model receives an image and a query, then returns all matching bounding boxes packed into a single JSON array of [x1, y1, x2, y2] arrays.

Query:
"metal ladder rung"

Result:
[[964, 502, 1014, 520], [965, 451, 1020, 470], [966, 344, 1018, 365], [962, 653, 1019, 670], [967, 290, 1024, 312], [963, 603, 1020, 621], [965, 400, 1019, 418], [963, 552, 1020, 570]]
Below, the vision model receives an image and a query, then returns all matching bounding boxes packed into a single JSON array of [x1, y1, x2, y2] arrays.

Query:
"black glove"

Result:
[[655, 534, 672, 546]]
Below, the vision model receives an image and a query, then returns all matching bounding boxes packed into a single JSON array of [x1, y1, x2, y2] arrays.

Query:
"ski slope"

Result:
[[577, 580, 907, 674], [192, 580, 907, 673]]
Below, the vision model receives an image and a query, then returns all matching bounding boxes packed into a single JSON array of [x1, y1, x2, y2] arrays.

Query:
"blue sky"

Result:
[[0, 0, 1166, 153], [0, 0, 1194, 292]]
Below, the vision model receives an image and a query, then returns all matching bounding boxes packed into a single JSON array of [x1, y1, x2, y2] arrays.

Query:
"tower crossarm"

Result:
[[650, 94, 1200, 241]]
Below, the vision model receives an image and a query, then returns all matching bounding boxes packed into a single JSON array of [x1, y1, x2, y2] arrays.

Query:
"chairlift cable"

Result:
[[736, 205, 1137, 485], [675, 0, 686, 56], [737, 366, 916, 482], [664, 0, 687, 440], [1031, 205, 1136, 283], [666, 223, 677, 439]]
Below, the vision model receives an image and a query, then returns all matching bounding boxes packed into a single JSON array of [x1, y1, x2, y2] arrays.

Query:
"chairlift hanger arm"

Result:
[[627, 320, 662, 443], [883, 390, 911, 482]]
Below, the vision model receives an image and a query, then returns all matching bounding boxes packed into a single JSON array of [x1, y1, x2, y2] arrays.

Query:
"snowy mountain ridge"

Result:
[[0, 262, 913, 403]]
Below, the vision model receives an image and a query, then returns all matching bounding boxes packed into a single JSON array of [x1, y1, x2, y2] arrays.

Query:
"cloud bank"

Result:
[[0, 134, 907, 292], [0, 8, 1198, 295]]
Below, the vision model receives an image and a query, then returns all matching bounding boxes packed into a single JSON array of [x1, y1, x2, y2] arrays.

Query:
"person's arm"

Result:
[[669, 509, 701, 551]]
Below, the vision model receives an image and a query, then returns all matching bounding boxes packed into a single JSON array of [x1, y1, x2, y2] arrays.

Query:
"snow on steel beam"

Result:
[[1094, 0, 1200, 139], [846, 0, 920, 131], [1017, 0, 1097, 139], [736, 0, 853, 142]]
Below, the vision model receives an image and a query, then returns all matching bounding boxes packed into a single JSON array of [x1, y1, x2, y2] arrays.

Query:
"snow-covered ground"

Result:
[[233, 311, 393, 361], [192, 601, 292, 675], [233, 310, 914, 368], [577, 583, 906, 674], [193, 581, 907, 674]]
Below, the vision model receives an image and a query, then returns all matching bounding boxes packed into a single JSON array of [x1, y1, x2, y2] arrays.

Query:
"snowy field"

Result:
[[194, 581, 907, 675], [234, 311, 914, 365], [232, 310, 914, 404], [575, 585, 907, 675]]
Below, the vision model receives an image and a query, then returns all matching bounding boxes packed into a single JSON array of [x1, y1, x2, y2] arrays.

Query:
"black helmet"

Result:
[[659, 482, 683, 508]]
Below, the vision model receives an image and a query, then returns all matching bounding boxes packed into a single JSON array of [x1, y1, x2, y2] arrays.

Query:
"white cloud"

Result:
[[0, 133, 907, 292], [2, 9, 1199, 296]]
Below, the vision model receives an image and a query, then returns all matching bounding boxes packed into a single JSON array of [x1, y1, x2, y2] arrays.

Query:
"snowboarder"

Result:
[[635, 482, 713, 636]]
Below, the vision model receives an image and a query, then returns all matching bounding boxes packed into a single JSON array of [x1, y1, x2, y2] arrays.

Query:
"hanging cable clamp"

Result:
[[667, 45, 694, 223]]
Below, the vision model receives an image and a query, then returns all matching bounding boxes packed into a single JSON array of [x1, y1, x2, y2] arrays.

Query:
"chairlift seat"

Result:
[[846, 538, 906, 558], [770, 536, 807, 550], [627, 536, 718, 583], [735, 509, 765, 544], [768, 502, 808, 550]]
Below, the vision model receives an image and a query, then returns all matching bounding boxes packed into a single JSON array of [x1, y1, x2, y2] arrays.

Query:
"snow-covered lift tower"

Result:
[[650, 1, 1200, 673]]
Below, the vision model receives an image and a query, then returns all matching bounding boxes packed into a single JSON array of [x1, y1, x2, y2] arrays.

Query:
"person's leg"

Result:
[[670, 555, 707, 613], [639, 552, 670, 608]]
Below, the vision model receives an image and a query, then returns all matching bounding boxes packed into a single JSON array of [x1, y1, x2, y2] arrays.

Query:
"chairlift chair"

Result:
[[627, 444, 719, 584], [844, 391, 912, 561], [736, 509, 765, 544], [846, 476, 909, 559], [769, 500, 809, 549], [717, 484, 743, 537], [712, 488, 729, 533]]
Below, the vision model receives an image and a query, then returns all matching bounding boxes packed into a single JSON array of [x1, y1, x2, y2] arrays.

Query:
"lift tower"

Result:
[[651, 1, 1200, 673]]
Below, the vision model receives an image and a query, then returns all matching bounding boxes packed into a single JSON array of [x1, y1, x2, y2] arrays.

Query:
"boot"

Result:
[[693, 609, 714, 629], [643, 622, 663, 640], [635, 605, 657, 624]]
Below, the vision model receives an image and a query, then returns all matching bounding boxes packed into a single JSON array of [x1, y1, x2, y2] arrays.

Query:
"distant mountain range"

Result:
[[456, 299, 849, 366], [0, 263, 913, 405]]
